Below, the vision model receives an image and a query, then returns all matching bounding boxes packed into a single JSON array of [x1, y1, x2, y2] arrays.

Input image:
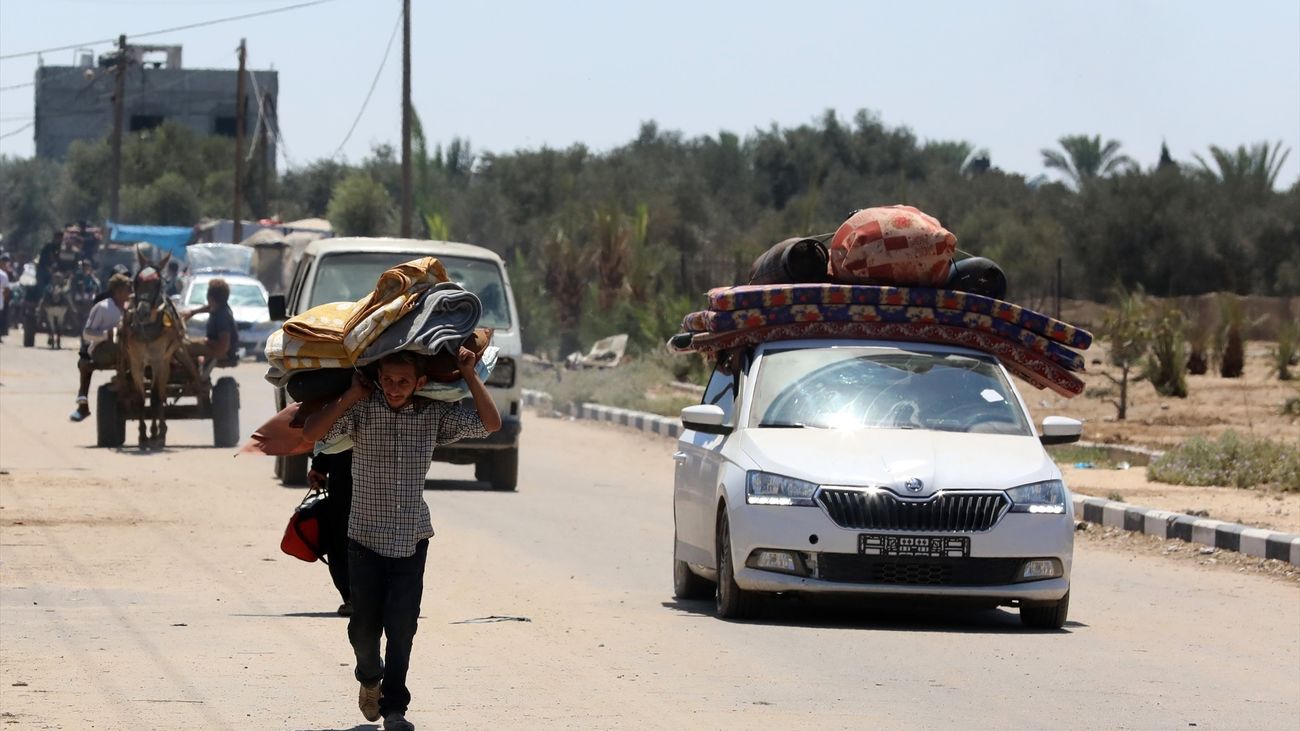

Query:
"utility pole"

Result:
[[259, 90, 270, 218], [108, 34, 127, 223], [400, 0, 412, 238], [233, 38, 246, 243]]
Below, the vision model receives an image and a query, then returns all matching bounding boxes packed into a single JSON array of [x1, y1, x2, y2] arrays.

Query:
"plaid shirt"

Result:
[[324, 390, 488, 557]]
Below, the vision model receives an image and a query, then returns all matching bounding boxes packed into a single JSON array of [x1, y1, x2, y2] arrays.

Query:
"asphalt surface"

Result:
[[0, 342, 1297, 730]]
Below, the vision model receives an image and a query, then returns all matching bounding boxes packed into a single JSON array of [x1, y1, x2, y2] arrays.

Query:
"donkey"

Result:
[[39, 272, 72, 349], [119, 248, 200, 449]]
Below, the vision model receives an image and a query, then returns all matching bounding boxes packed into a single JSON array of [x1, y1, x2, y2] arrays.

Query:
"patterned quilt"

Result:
[[705, 284, 1091, 350]]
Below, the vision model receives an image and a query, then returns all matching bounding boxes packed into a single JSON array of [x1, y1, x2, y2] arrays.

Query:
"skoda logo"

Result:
[[904, 478, 924, 493]]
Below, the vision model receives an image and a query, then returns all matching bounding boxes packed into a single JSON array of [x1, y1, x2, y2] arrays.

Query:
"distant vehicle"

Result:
[[672, 339, 1080, 628], [179, 244, 275, 360], [268, 237, 523, 490]]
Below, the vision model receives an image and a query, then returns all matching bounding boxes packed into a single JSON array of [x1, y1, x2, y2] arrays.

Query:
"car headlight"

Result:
[[746, 471, 818, 507], [1006, 479, 1068, 514], [485, 356, 515, 388]]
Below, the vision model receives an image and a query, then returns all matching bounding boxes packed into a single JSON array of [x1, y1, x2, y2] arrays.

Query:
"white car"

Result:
[[182, 273, 276, 359], [672, 339, 1081, 628]]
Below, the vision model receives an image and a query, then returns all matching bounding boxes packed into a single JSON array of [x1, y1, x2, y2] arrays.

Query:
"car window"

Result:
[[188, 281, 267, 308], [701, 366, 737, 425], [309, 252, 512, 329], [287, 254, 314, 313], [748, 346, 1030, 435]]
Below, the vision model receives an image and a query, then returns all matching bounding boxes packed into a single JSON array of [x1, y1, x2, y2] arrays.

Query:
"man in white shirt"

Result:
[[70, 273, 131, 422]]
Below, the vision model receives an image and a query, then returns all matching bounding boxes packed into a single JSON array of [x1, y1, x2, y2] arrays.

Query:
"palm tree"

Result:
[[1193, 141, 1291, 201], [1040, 134, 1135, 188]]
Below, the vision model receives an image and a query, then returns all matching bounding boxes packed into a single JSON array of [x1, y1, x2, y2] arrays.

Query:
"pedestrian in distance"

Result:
[[301, 348, 501, 731], [70, 273, 132, 422]]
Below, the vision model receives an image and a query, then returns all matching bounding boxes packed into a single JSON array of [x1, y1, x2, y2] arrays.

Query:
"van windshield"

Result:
[[308, 252, 512, 329]]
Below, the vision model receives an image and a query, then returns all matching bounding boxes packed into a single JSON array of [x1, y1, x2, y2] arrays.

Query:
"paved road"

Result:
[[1, 343, 1297, 730]]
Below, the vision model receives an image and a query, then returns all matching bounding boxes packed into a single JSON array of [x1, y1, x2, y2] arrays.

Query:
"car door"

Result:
[[674, 365, 738, 566]]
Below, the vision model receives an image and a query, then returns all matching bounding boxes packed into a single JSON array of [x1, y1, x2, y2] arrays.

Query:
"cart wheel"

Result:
[[277, 454, 309, 487], [22, 319, 35, 348], [212, 376, 240, 448], [96, 384, 125, 448]]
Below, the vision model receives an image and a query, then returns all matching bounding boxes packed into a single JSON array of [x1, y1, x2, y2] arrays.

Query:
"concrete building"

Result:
[[33, 44, 277, 167]]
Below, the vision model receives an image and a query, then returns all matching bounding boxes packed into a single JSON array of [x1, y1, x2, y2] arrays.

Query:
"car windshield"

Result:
[[188, 281, 267, 308], [307, 251, 512, 329], [748, 346, 1031, 436]]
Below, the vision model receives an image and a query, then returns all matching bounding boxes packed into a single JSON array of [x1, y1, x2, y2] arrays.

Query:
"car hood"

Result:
[[735, 427, 1058, 495], [188, 306, 270, 327]]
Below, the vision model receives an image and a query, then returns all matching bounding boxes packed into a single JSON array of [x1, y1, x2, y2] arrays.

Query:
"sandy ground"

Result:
[[1014, 340, 1300, 533], [1, 343, 1298, 730]]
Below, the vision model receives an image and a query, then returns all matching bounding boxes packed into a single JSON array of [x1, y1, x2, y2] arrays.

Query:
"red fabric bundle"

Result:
[[829, 205, 956, 286]]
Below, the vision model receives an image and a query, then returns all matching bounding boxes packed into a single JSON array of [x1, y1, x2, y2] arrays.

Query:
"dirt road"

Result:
[[1, 343, 1298, 730]]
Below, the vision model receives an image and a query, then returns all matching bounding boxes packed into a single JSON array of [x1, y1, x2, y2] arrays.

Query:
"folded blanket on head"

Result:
[[341, 257, 449, 355], [264, 326, 352, 372], [356, 282, 482, 366], [280, 300, 359, 343], [242, 347, 500, 458]]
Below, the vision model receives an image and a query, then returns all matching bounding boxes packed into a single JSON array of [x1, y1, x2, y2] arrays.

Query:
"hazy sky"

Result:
[[2, 0, 1298, 187]]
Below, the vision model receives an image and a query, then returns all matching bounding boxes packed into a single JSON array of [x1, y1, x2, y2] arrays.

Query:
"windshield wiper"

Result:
[[757, 422, 807, 428]]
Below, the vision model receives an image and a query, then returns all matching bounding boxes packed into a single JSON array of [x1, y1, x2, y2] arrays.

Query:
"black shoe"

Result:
[[337, 601, 353, 617], [69, 400, 90, 422]]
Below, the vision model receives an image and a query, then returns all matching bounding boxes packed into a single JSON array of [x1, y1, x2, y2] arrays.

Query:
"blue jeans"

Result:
[[347, 538, 428, 716]]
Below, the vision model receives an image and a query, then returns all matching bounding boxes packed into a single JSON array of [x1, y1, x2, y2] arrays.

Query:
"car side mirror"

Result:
[[1039, 416, 1083, 445], [681, 404, 732, 435], [268, 294, 287, 321]]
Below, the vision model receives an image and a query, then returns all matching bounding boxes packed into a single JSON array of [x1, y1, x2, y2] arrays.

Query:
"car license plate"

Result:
[[859, 534, 969, 558]]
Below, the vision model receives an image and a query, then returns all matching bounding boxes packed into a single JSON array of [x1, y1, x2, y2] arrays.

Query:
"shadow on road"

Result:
[[661, 598, 1086, 634], [80, 445, 233, 454], [294, 725, 378, 731]]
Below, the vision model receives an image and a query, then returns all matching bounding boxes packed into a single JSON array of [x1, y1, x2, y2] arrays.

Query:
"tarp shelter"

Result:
[[107, 221, 193, 260], [239, 228, 289, 292]]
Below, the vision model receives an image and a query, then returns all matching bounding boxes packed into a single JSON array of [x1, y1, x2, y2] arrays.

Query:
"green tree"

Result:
[[1144, 301, 1189, 397], [326, 173, 394, 237], [0, 155, 62, 257], [1040, 134, 1135, 189], [119, 172, 200, 226], [1194, 141, 1291, 201], [1101, 286, 1150, 420]]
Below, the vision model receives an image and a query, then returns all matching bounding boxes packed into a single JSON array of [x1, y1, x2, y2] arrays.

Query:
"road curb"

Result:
[[522, 389, 1300, 567]]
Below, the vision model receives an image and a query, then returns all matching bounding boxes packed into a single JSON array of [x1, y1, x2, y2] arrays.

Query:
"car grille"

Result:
[[817, 489, 1009, 532], [817, 554, 1023, 586]]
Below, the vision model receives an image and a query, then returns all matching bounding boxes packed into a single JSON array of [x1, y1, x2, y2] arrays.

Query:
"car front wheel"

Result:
[[715, 513, 759, 619], [1020, 590, 1070, 629]]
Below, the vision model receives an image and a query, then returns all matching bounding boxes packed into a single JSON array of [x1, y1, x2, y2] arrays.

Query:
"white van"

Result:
[[269, 237, 523, 490]]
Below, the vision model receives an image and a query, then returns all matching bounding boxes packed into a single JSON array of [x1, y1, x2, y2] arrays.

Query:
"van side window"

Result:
[[287, 254, 314, 315], [702, 366, 736, 425]]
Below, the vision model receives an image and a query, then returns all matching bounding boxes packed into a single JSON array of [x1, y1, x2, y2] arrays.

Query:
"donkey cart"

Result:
[[95, 350, 241, 449]]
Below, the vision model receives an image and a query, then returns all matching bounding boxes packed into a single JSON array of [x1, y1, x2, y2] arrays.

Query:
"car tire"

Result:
[[1020, 590, 1070, 629], [211, 377, 240, 448], [715, 513, 759, 619], [488, 448, 518, 492], [673, 554, 713, 600], [474, 459, 490, 483], [95, 383, 125, 448]]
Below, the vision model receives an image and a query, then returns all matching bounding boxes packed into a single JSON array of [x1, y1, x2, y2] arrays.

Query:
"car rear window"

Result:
[[188, 281, 267, 308], [308, 252, 512, 329]]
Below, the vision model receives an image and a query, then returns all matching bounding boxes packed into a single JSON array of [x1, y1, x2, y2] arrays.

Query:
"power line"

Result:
[[0, 81, 35, 92], [0, 122, 35, 140], [0, 0, 336, 61], [331, 5, 402, 160]]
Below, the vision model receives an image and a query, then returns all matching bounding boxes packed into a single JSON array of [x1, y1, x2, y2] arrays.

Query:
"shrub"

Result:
[[1218, 294, 1244, 378], [1144, 301, 1188, 397], [1273, 320, 1297, 381], [1147, 431, 1300, 491]]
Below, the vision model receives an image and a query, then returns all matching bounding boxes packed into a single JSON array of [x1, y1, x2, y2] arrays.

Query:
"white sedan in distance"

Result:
[[672, 339, 1080, 627]]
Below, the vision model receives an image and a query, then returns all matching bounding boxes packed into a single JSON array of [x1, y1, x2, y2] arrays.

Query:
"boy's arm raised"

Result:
[[458, 347, 502, 433], [302, 372, 371, 442]]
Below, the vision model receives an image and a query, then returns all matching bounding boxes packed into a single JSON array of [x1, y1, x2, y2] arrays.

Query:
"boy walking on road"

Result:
[[302, 347, 501, 731]]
